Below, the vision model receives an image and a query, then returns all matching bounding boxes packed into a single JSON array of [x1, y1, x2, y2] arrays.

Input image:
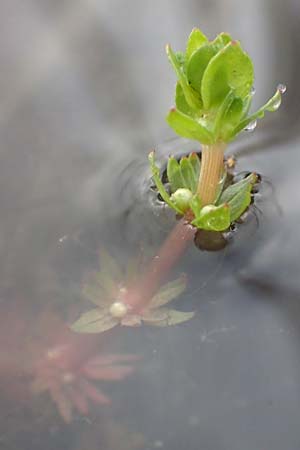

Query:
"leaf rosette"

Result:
[[149, 151, 257, 232], [71, 250, 194, 334], [166, 28, 286, 144]]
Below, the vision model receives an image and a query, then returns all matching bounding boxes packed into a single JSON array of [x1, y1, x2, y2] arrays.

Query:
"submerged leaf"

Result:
[[142, 308, 194, 327], [70, 309, 118, 334], [121, 314, 142, 327], [92, 271, 117, 299], [82, 282, 107, 307], [99, 248, 122, 284], [149, 274, 187, 309]]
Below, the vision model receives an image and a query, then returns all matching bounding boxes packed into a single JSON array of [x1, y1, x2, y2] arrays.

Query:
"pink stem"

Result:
[[39, 220, 195, 373], [124, 218, 196, 311]]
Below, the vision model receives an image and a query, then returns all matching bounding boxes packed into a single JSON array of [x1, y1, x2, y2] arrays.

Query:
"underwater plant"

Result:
[[150, 28, 286, 231], [71, 249, 194, 334], [32, 349, 136, 423]]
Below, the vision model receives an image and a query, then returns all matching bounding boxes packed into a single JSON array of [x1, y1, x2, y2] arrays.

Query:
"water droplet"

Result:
[[244, 120, 257, 132], [277, 83, 287, 94], [269, 97, 282, 111], [250, 86, 256, 95]]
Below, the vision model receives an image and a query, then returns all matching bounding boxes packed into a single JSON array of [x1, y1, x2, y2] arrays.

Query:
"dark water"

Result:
[[1, 1, 300, 449]]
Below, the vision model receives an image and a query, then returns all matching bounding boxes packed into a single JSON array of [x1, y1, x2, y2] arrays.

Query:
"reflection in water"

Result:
[[0, 300, 137, 424]]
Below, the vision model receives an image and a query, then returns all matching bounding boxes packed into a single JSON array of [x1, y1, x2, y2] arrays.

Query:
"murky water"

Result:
[[1, 1, 300, 449]]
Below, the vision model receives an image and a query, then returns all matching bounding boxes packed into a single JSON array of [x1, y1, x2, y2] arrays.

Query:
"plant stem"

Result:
[[124, 218, 196, 312], [197, 143, 226, 205]]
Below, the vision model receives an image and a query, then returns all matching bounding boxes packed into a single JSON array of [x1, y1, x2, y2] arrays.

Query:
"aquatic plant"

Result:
[[32, 350, 136, 423], [150, 28, 285, 230], [71, 249, 194, 334], [57, 28, 286, 425], [27, 313, 137, 423]]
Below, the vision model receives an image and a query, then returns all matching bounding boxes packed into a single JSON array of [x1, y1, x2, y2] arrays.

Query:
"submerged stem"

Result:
[[124, 218, 196, 311], [197, 143, 226, 206]]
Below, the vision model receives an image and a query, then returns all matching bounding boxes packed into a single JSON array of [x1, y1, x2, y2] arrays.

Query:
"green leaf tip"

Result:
[[165, 28, 285, 144]]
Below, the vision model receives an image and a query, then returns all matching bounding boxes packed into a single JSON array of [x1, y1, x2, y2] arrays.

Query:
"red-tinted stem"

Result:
[[124, 218, 196, 311], [45, 220, 195, 372]]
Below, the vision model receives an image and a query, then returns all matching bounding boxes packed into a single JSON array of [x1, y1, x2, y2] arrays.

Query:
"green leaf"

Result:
[[149, 274, 187, 309], [201, 41, 254, 110], [175, 83, 197, 117], [167, 155, 183, 192], [211, 32, 232, 51], [70, 309, 118, 334], [188, 152, 201, 182], [175, 51, 185, 66], [241, 93, 253, 118], [192, 204, 231, 231], [166, 108, 213, 144], [212, 90, 236, 137], [185, 28, 208, 62], [166, 44, 202, 110], [217, 173, 256, 204], [142, 308, 194, 327], [187, 44, 217, 94], [218, 173, 257, 221], [149, 151, 184, 214], [219, 96, 246, 141], [233, 85, 285, 136], [180, 156, 197, 191], [190, 195, 202, 217]]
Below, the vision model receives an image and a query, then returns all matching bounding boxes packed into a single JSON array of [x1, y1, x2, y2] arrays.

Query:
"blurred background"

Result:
[[1, 1, 300, 449]]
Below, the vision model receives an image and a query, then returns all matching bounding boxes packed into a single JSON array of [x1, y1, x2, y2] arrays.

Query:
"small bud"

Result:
[[170, 188, 193, 212]]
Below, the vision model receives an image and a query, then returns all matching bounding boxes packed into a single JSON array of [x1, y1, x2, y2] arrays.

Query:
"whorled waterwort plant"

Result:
[[150, 28, 286, 231]]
